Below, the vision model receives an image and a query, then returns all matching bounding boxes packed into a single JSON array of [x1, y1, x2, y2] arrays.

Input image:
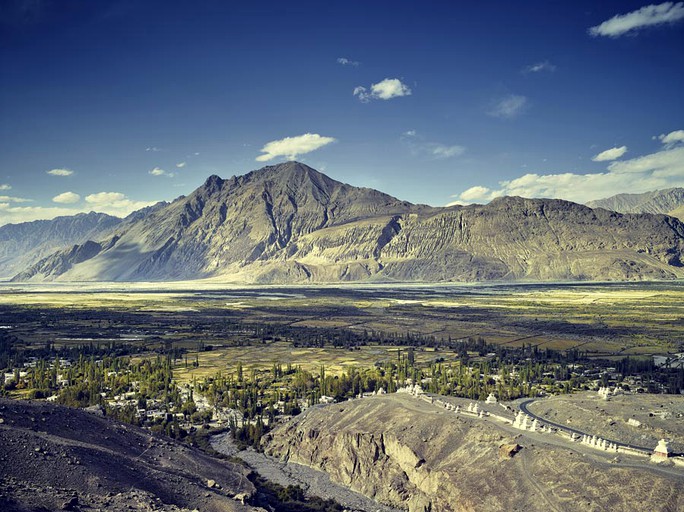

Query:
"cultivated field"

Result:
[[1, 281, 682, 364]]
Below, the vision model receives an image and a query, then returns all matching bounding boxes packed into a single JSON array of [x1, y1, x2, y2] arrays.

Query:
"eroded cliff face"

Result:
[[263, 394, 684, 512]]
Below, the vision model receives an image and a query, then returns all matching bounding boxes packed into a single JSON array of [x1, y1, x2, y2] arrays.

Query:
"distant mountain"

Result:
[[12, 162, 684, 283], [587, 188, 684, 220], [0, 212, 122, 279]]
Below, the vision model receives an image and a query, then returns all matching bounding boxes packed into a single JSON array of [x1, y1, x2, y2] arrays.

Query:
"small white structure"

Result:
[[651, 439, 671, 462], [485, 392, 497, 404], [597, 386, 622, 400], [627, 418, 641, 427], [513, 411, 533, 431], [397, 384, 424, 396]]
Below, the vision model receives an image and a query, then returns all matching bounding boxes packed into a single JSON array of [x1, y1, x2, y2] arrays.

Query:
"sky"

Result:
[[1, 0, 683, 226]]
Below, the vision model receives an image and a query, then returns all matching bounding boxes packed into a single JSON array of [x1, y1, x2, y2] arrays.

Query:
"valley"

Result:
[[1, 281, 683, 510]]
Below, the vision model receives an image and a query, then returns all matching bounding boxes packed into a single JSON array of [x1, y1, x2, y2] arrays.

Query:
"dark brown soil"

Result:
[[0, 399, 258, 512]]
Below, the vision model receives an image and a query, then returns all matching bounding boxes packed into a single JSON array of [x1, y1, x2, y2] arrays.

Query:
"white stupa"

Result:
[[651, 439, 671, 462]]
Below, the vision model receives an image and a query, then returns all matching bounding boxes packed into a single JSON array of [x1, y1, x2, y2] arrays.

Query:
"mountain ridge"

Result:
[[587, 188, 684, 220], [11, 162, 684, 283], [0, 212, 122, 279]]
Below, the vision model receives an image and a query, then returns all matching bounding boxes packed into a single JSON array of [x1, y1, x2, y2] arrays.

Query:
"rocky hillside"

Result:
[[0, 212, 122, 279], [263, 394, 684, 512], [12, 162, 684, 283], [0, 399, 258, 512], [587, 188, 684, 220]]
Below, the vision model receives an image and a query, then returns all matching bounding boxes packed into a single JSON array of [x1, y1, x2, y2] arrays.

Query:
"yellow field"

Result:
[[172, 342, 445, 384]]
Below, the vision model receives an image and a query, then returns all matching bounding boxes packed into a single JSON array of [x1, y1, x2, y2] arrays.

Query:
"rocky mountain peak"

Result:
[[200, 174, 225, 195], [10, 164, 684, 283]]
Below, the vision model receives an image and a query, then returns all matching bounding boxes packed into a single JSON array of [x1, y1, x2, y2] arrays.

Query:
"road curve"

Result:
[[518, 398, 652, 453]]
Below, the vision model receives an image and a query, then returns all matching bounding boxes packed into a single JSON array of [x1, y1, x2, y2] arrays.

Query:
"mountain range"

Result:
[[0, 212, 121, 279], [8, 162, 684, 283], [587, 188, 684, 220]]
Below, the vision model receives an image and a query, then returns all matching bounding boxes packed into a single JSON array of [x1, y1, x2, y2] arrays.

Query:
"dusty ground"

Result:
[[0, 399, 259, 512], [527, 391, 684, 453]]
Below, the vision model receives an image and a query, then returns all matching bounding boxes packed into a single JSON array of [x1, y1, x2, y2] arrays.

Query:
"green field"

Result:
[[1, 281, 682, 362]]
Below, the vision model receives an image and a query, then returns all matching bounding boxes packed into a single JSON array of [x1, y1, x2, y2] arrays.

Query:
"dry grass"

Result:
[[172, 342, 445, 384]]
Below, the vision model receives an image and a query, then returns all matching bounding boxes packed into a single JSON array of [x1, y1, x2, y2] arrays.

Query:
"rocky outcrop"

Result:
[[12, 163, 684, 283], [263, 394, 684, 512]]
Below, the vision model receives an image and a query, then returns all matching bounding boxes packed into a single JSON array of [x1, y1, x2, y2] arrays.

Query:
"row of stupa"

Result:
[[512, 411, 546, 432], [581, 434, 619, 452], [398, 387, 677, 466]]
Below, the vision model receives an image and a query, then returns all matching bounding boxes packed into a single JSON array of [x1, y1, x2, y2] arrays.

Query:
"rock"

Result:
[[499, 443, 522, 459], [61, 496, 78, 510], [206, 479, 216, 488]]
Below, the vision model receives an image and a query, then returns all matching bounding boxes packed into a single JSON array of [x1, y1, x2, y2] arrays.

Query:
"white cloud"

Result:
[[459, 186, 500, 202], [592, 145, 628, 162], [524, 61, 556, 73], [354, 78, 412, 102], [0, 195, 31, 203], [0, 184, 10, 191], [449, 143, 684, 205], [488, 95, 527, 119], [0, 192, 157, 226], [255, 133, 336, 162], [0, 205, 86, 227], [145, 146, 161, 152], [85, 192, 157, 217], [337, 57, 359, 66], [401, 130, 465, 160], [658, 129, 684, 146], [47, 168, 73, 176], [429, 144, 466, 159], [52, 191, 80, 204], [176, 161, 186, 168], [606, 146, 684, 176], [149, 167, 175, 177], [589, 2, 684, 37]]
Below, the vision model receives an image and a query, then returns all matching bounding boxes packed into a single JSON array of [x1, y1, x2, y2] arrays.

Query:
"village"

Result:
[[2, 346, 683, 469]]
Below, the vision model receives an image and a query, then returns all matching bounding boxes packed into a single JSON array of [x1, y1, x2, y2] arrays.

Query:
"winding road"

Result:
[[518, 398, 652, 453]]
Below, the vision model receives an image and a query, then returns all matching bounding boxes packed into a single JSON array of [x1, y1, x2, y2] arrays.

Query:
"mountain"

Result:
[[587, 188, 684, 220], [0, 212, 122, 279], [12, 162, 684, 283]]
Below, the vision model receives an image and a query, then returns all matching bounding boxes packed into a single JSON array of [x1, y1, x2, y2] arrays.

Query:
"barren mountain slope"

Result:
[[264, 394, 684, 512], [0, 212, 121, 278], [0, 399, 258, 512], [12, 163, 684, 283], [587, 188, 684, 219]]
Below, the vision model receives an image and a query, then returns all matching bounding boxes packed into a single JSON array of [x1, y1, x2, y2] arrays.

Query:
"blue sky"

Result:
[[1, 0, 683, 225]]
